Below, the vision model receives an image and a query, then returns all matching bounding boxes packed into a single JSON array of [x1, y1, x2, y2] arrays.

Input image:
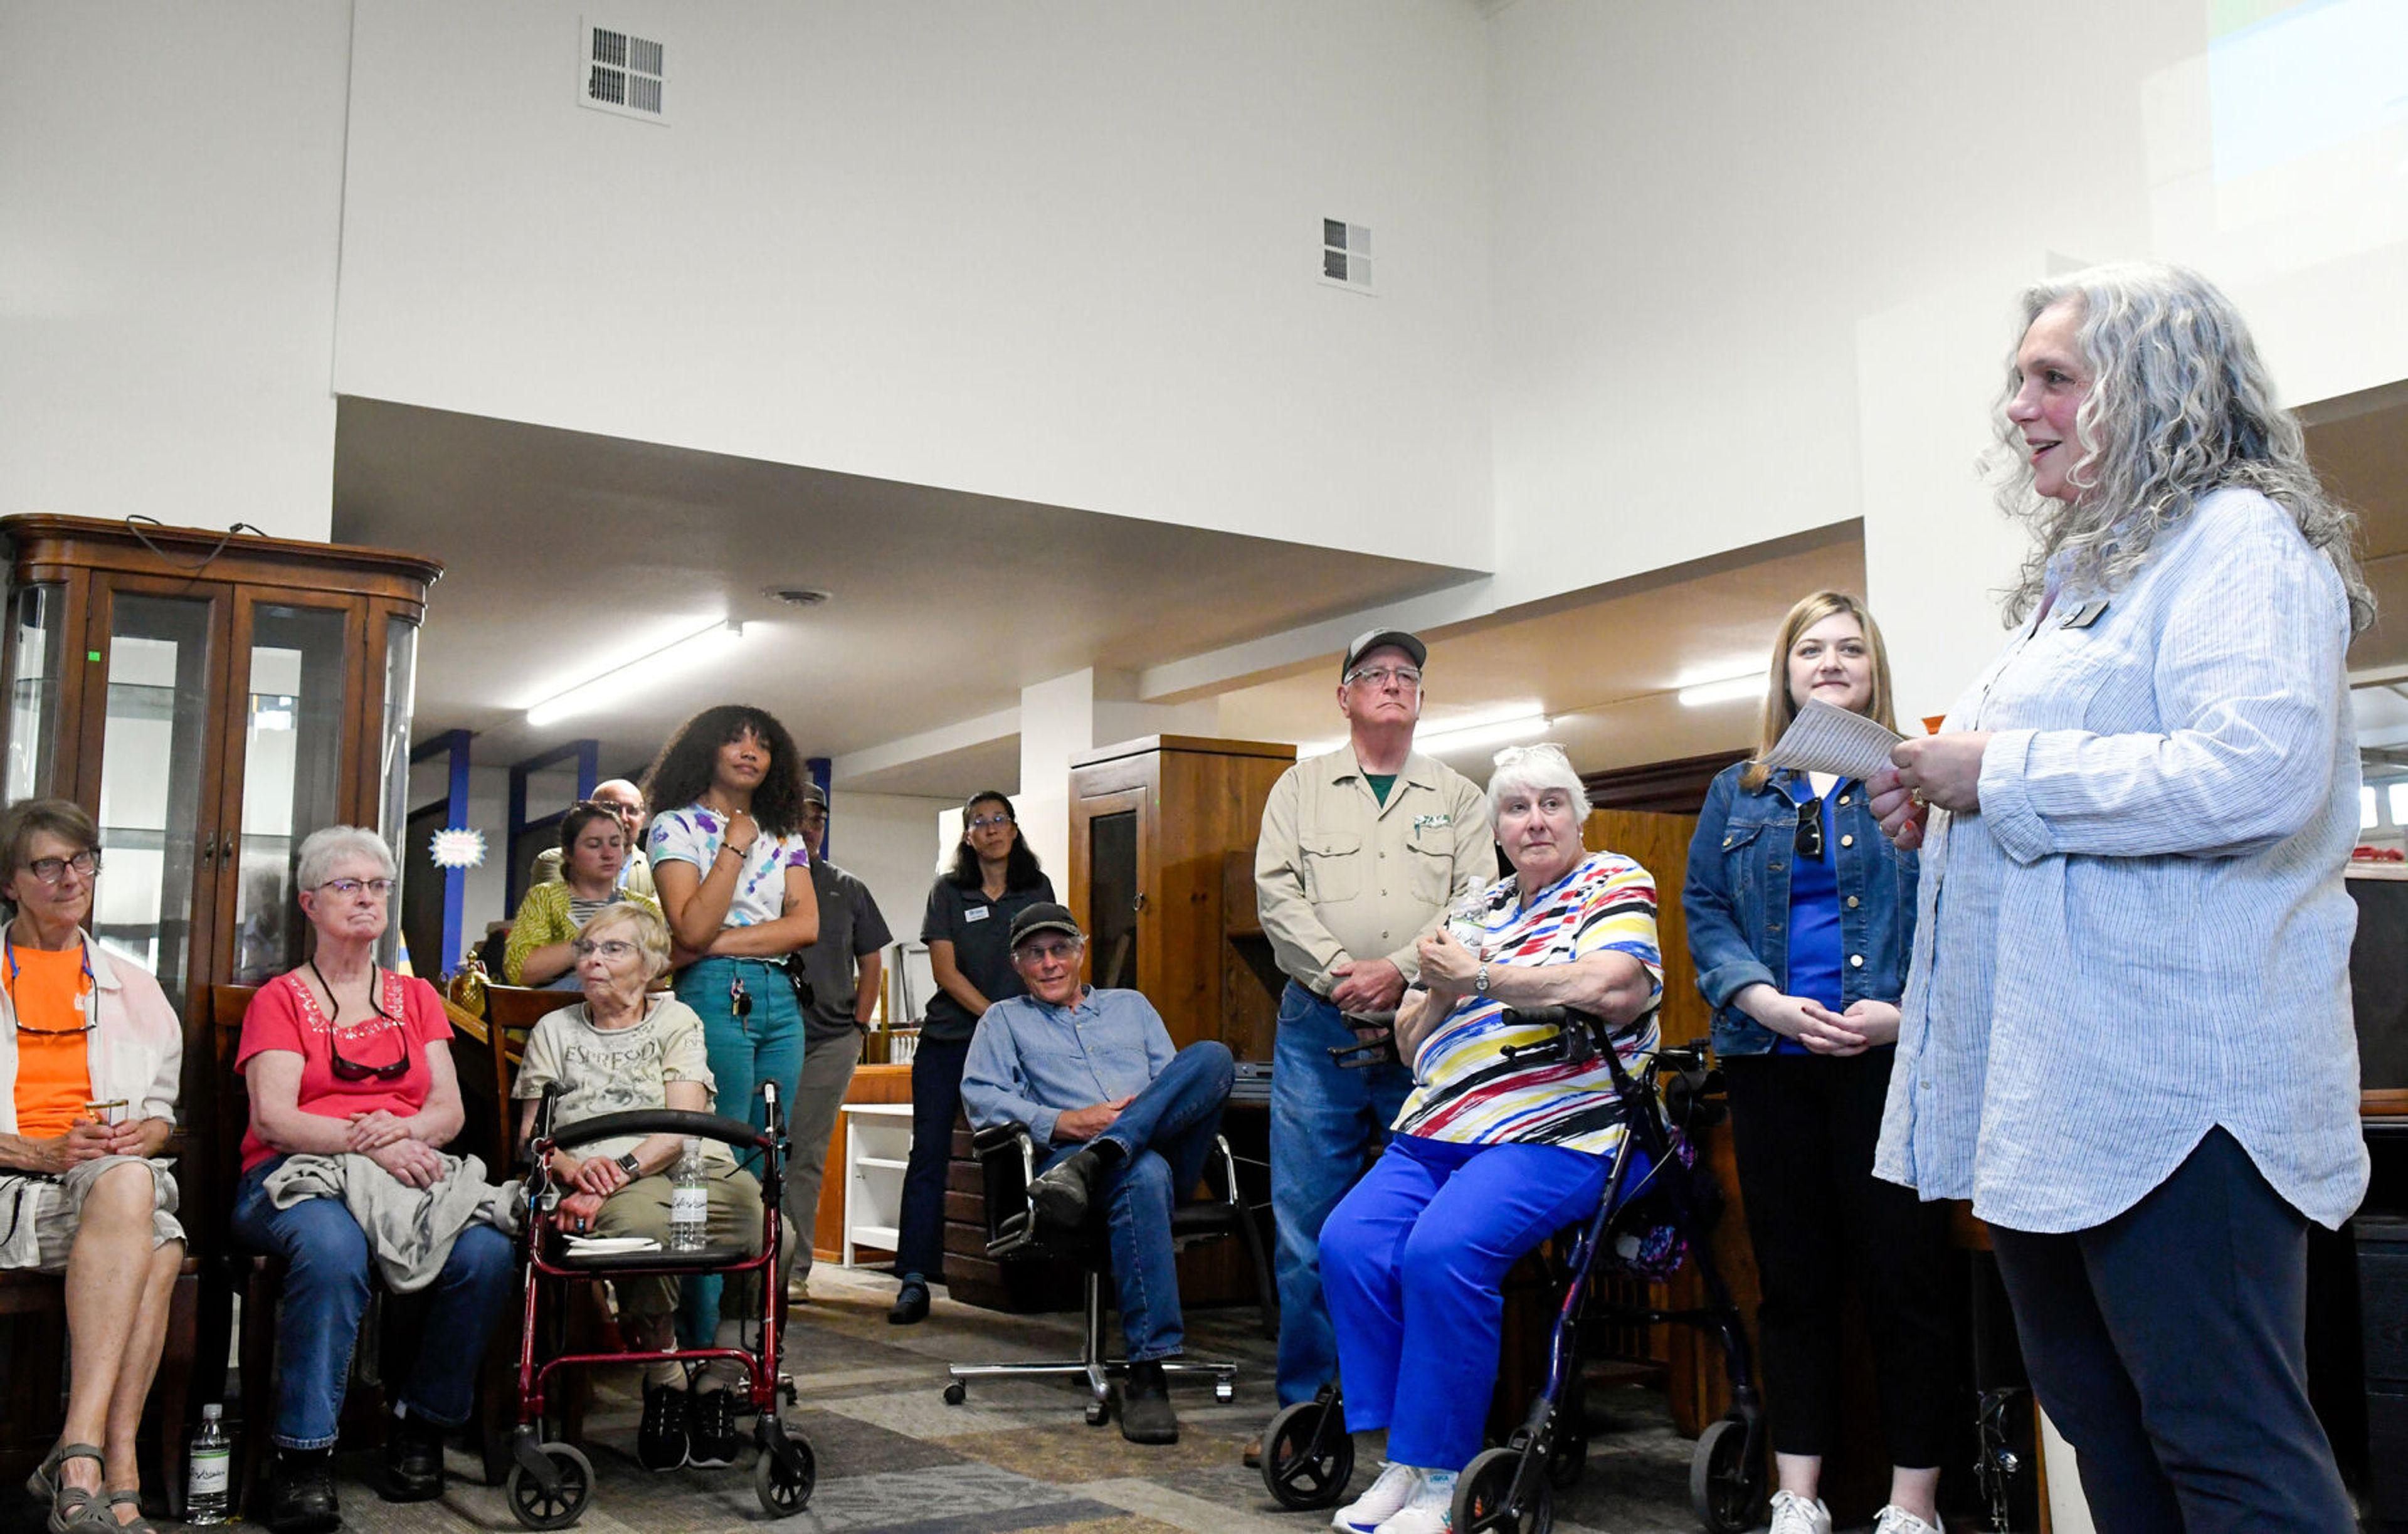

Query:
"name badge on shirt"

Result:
[[2060, 598, 2110, 629], [963, 906, 990, 923], [1413, 814, 1452, 830]]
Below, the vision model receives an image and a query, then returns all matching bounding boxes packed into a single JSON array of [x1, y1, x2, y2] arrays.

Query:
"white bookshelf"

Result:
[[840, 1101, 913, 1266]]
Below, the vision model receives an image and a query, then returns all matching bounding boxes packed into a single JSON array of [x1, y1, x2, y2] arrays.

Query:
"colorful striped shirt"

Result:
[[1393, 852, 1664, 1155]]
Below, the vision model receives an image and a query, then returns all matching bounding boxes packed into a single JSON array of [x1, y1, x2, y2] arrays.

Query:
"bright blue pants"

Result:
[[675, 956, 803, 1343], [1321, 1133, 1611, 1471]]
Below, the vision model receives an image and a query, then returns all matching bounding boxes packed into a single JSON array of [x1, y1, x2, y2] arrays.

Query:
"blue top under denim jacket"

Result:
[[1682, 760, 1918, 1057]]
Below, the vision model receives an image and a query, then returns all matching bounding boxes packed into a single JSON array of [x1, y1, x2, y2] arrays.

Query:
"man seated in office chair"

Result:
[[960, 902, 1235, 1445]]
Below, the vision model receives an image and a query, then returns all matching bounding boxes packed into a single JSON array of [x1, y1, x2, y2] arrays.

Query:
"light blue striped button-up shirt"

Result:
[[1876, 487, 2369, 1233]]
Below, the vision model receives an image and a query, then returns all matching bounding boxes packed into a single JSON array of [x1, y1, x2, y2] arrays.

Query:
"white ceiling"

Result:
[[331, 399, 1471, 778]]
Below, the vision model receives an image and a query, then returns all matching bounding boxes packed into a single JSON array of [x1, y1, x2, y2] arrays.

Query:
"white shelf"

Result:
[[841, 1102, 912, 1267], [857, 1155, 909, 1172]]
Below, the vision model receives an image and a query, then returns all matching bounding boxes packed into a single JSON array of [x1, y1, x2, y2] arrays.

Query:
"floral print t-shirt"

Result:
[[647, 804, 812, 929]]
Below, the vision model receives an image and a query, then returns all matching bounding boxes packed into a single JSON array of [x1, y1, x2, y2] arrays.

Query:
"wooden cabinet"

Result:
[[1065, 733, 1296, 1055], [0, 515, 440, 1225]]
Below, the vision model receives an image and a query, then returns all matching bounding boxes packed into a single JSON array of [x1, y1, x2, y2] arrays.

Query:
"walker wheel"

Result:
[[1084, 1399, 1111, 1427], [505, 1442, 593, 1530], [943, 1380, 967, 1405], [1689, 1416, 1763, 1534], [1260, 1396, 1354, 1511], [1455, 1445, 1551, 1534], [752, 1434, 816, 1517]]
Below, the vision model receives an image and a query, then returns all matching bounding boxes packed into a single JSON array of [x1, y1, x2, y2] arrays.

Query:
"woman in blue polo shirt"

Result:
[[1682, 592, 1950, 1534], [887, 790, 1055, 1325]]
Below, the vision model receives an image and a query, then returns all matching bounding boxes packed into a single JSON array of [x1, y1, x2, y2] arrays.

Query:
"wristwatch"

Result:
[[1474, 964, 1491, 996], [616, 1152, 642, 1180]]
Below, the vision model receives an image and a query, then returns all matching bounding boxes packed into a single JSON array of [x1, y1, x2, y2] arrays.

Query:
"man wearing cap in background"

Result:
[[1252, 628, 1493, 1449], [786, 782, 892, 1301], [529, 776, 658, 899], [961, 902, 1236, 1446]]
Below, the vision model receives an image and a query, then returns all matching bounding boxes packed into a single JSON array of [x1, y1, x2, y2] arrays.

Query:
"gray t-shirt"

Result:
[[511, 996, 732, 1165], [800, 859, 893, 1047]]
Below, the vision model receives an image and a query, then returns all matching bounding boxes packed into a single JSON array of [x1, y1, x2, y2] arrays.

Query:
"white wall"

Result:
[[0, 2, 351, 541], [329, 0, 1495, 563], [822, 790, 954, 966]]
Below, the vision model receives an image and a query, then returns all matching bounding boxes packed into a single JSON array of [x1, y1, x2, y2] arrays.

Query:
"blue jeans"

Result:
[[1321, 1134, 1610, 1469], [1269, 981, 1412, 1406], [675, 956, 803, 1342], [1038, 1041, 1234, 1362], [230, 1159, 515, 1449], [897, 1033, 971, 1280]]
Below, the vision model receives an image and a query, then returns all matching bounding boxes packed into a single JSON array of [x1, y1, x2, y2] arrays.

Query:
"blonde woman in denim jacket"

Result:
[[1682, 593, 1951, 1534]]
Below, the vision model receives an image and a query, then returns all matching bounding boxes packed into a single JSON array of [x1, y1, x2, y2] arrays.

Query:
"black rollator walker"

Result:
[[505, 1081, 816, 1528], [1260, 1005, 1767, 1534]]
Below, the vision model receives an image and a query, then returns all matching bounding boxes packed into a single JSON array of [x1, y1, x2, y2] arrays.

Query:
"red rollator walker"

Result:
[[505, 1081, 816, 1528]]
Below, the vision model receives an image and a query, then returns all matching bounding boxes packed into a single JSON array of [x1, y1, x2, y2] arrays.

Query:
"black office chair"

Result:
[[941, 1122, 1270, 1425]]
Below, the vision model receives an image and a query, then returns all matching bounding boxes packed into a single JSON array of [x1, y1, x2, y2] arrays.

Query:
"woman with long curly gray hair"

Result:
[[1867, 262, 2367, 1533]]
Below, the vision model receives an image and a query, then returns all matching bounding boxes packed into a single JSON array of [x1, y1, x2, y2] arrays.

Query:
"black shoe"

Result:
[[1030, 1146, 1105, 1227], [265, 1449, 341, 1534], [887, 1279, 930, 1326], [637, 1382, 690, 1473], [380, 1411, 446, 1503], [1119, 1360, 1179, 1446], [687, 1387, 740, 1469]]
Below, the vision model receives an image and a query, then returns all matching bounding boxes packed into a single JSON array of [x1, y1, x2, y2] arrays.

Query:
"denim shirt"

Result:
[[1682, 760, 1918, 1056]]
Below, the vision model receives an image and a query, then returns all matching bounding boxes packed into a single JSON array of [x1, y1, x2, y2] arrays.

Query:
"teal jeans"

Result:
[[675, 955, 803, 1343]]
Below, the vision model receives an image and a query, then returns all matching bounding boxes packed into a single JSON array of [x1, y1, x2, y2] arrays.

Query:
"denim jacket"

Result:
[[1682, 760, 1918, 1057]]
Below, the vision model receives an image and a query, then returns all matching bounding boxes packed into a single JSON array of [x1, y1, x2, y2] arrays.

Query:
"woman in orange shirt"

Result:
[[0, 798, 186, 1534]]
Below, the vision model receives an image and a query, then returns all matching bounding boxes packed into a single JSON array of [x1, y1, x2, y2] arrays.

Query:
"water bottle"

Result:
[[669, 1138, 708, 1252], [186, 1404, 230, 1525]]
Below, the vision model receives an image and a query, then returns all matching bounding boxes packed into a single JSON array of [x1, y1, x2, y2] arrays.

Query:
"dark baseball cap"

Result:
[[1008, 902, 1085, 949], [1341, 628, 1427, 678], [801, 781, 828, 810]]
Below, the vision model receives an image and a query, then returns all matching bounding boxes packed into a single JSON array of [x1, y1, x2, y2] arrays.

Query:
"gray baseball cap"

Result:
[[1341, 628, 1427, 677]]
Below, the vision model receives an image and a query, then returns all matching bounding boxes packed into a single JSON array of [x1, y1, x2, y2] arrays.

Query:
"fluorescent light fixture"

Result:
[[525, 620, 747, 729], [1422, 711, 1552, 753], [1677, 674, 1761, 708]]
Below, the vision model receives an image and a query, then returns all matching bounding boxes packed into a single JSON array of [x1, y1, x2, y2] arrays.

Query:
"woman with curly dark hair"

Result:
[[886, 790, 1053, 1324], [642, 705, 819, 1425]]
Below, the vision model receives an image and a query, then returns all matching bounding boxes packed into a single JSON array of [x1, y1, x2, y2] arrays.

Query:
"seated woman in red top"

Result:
[[229, 827, 513, 1534]]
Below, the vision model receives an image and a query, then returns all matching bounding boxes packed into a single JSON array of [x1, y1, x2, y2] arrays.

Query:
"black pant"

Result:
[[1723, 1047, 1955, 1466], [896, 1033, 971, 1279], [1988, 1128, 2353, 1533]]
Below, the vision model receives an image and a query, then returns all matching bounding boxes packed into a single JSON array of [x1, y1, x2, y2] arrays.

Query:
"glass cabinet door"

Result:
[[228, 604, 353, 983], [377, 614, 419, 970], [5, 583, 66, 802], [92, 592, 221, 1002]]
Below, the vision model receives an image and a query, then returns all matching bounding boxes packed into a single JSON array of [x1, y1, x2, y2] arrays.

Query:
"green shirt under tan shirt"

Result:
[[1254, 748, 1494, 1011]]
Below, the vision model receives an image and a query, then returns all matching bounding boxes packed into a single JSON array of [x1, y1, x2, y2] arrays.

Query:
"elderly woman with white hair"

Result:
[[1317, 744, 1663, 1534], [230, 827, 513, 1534]]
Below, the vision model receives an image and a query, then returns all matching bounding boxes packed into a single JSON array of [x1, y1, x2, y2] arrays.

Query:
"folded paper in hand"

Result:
[[1761, 699, 1903, 782]]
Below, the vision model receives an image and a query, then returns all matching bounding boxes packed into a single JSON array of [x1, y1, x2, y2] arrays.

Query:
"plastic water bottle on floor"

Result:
[[670, 1138, 708, 1252], [186, 1403, 230, 1525]]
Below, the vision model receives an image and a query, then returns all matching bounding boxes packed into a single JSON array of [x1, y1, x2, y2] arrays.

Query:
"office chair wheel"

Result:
[[1689, 1416, 1763, 1534], [505, 1442, 593, 1530], [752, 1435, 816, 1516], [1213, 1380, 1235, 1404], [1455, 1445, 1551, 1534], [1260, 1396, 1353, 1511], [1084, 1398, 1111, 1427], [943, 1380, 968, 1405]]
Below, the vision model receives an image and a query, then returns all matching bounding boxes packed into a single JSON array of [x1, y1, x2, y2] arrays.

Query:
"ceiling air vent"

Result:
[[579, 19, 668, 124], [1321, 218, 1374, 294]]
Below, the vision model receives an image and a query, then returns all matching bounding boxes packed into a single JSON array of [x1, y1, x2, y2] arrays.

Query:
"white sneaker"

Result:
[[1766, 1489, 1833, 1534], [1373, 1469, 1456, 1534], [1332, 1462, 1419, 1533], [1872, 1507, 1944, 1534]]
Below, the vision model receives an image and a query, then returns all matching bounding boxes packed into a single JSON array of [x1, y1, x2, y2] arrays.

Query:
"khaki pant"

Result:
[[591, 1165, 790, 1320], [788, 1027, 863, 1281]]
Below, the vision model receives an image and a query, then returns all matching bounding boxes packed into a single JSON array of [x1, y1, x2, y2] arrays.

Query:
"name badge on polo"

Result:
[[963, 906, 990, 923], [2060, 598, 2110, 629], [1413, 814, 1452, 831]]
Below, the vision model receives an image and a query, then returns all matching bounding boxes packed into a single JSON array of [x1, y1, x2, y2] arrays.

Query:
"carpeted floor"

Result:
[[9, 1264, 1749, 1534]]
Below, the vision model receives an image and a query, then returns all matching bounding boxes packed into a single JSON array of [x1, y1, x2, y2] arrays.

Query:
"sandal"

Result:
[[30, 1444, 109, 1534], [106, 1491, 164, 1534]]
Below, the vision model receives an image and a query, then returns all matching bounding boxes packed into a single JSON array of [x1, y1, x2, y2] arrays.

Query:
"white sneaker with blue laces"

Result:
[[1373, 1468, 1456, 1534], [1332, 1462, 1418, 1533], [1872, 1506, 1944, 1534]]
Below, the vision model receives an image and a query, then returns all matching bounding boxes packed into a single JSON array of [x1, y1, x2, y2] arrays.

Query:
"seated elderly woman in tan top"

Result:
[[512, 901, 786, 1476], [0, 798, 185, 1534]]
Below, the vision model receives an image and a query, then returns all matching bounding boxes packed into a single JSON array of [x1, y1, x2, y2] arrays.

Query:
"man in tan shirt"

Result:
[[1254, 628, 1492, 1427]]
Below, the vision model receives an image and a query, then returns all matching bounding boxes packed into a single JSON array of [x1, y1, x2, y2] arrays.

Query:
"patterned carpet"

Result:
[[13, 1264, 1728, 1534]]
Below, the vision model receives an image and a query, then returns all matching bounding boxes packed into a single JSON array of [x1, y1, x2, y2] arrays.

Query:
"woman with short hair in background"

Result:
[[887, 790, 1054, 1325], [1684, 592, 1950, 1534]]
